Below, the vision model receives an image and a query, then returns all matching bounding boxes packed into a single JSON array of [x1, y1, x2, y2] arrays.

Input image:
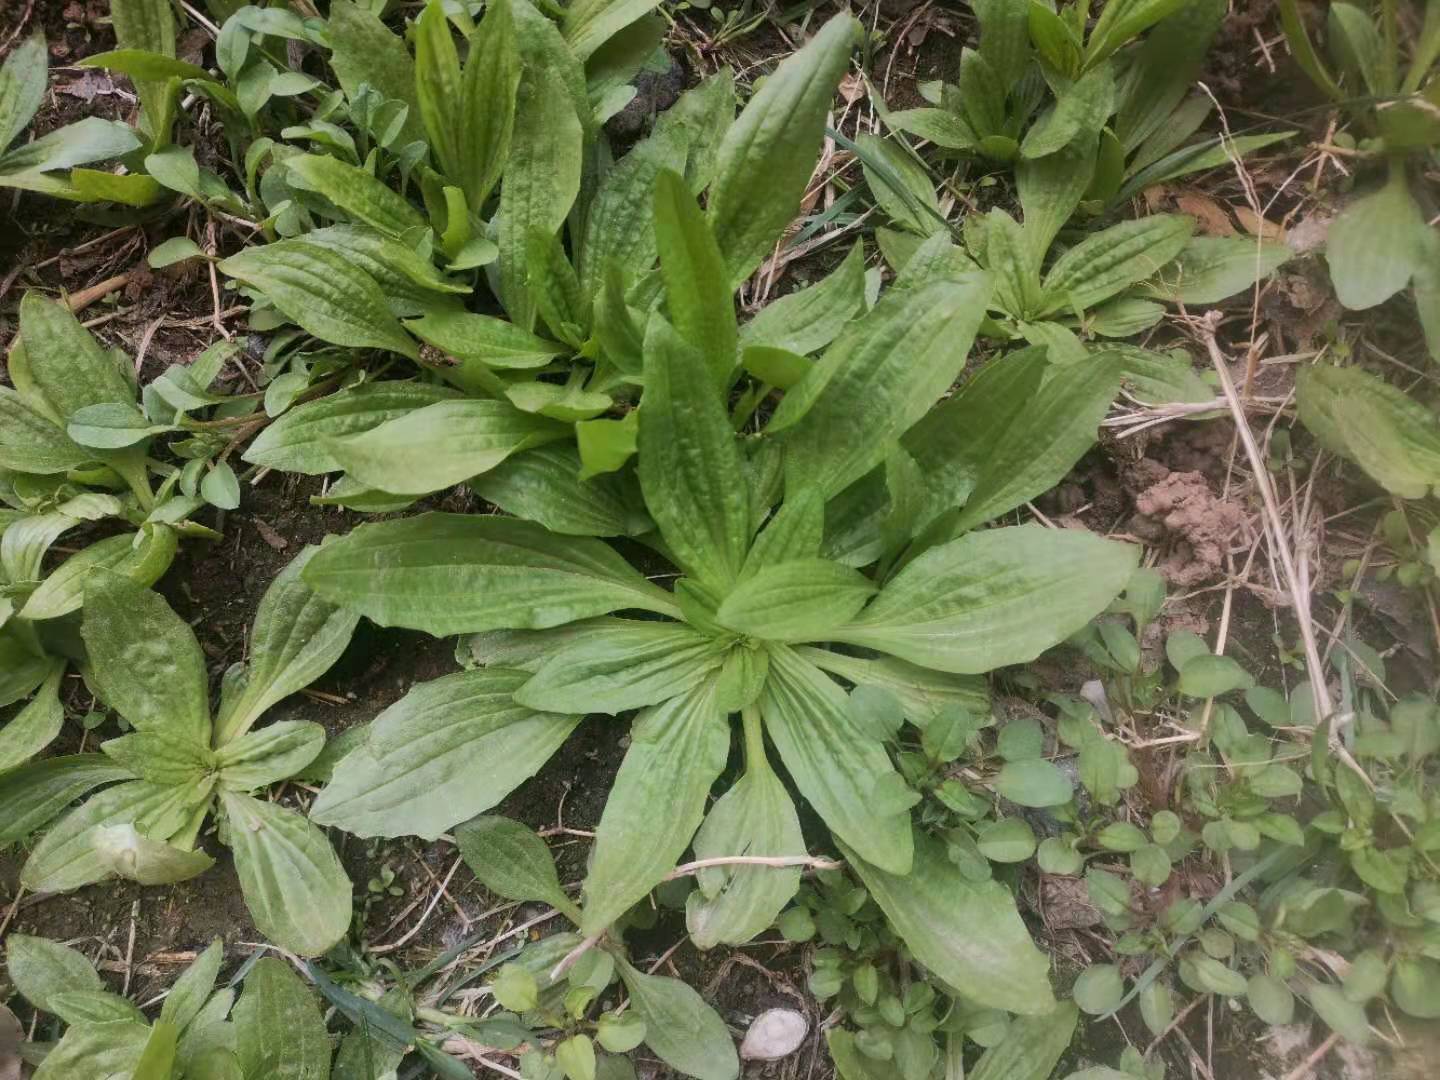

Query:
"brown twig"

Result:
[[64, 273, 133, 313]]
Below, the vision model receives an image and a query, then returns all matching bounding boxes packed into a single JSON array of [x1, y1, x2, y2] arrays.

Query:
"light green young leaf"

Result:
[[0, 32, 47, 151], [82, 571, 210, 746], [0, 386, 92, 474], [413, 0, 464, 181], [302, 513, 677, 634], [0, 665, 64, 772], [761, 646, 913, 874], [580, 679, 731, 934], [310, 668, 580, 839], [472, 445, 651, 538], [654, 168, 737, 385], [458, 0, 520, 209], [637, 317, 752, 590], [983, 207, 1043, 317], [739, 242, 866, 356], [617, 960, 739, 1080], [454, 815, 582, 922], [242, 382, 460, 474], [515, 619, 726, 715], [219, 241, 419, 358], [6, 933, 104, 1013], [214, 722, 326, 791], [1327, 172, 1427, 310], [1141, 236, 1291, 304], [233, 958, 332, 1079], [741, 487, 824, 577], [707, 13, 858, 284], [284, 153, 426, 236], [834, 525, 1139, 673], [841, 830, 1058, 1015], [716, 559, 876, 643], [221, 790, 351, 957], [563, 0, 661, 60], [32, 1020, 151, 1080], [995, 759, 1073, 807]]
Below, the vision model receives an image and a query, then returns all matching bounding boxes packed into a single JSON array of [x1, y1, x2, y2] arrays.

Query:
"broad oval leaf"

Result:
[[6, 933, 104, 1013], [233, 957, 332, 1079], [617, 959, 739, 1080], [1326, 173, 1427, 310], [0, 386, 91, 474], [454, 815, 581, 922], [302, 513, 678, 635]]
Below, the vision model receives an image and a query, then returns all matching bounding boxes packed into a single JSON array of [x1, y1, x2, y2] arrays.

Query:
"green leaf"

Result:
[[213, 545, 360, 745], [563, 0, 660, 59], [557, 1034, 597, 1080], [310, 668, 580, 839], [983, 208, 1043, 318], [1142, 236, 1292, 304], [0, 117, 139, 175], [457, 0, 521, 209], [6, 933, 103, 1013], [638, 317, 752, 590], [617, 959, 739, 1080], [0, 666, 63, 772], [0, 754, 131, 848], [994, 759, 1073, 807], [857, 133, 942, 235], [298, 224, 470, 316], [80, 48, 208, 83], [91, 823, 216, 885], [218, 241, 419, 358], [148, 235, 204, 267], [515, 618, 725, 715], [835, 524, 1138, 673], [20, 526, 175, 625], [325, 399, 567, 496], [413, 0, 465, 184], [110, 0, 176, 143], [840, 829, 1058, 1015], [577, 412, 639, 480], [233, 958, 332, 1079], [1178, 654, 1255, 697], [716, 558, 876, 643], [739, 242, 866, 356], [707, 13, 858, 284], [472, 445, 651, 538], [761, 646, 913, 874], [1296, 364, 1440, 499], [1305, 982, 1371, 1045], [886, 106, 976, 149], [907, 346, 1122, 533], [1392, 957, 1440, 1019], [1016, 131, 1098, 262], [1328, 172, 1427, 310], [16, 292, 134, 423], [580, 679, 731, 934], [1246, 972, 1295, 1025], [1021, 63, 1114, 160], [325, 1, 424, 146], [654, 168, 737, 385], [596, 1012, 647, 1054], [775, 267, 992, 498], [47, 989, 145, 1026], [32, 1020, 151, 1080], [406, 308, 567, 372], [799, 648, 988, 727], [0, 32, 46, 151], [0, 386, 91, 474], [1086, 0, 1190, 66], [100, 730, 212, 786], [159, 938, 223, 1031], [454, 815, 581, 922], [1040, 214, 1194, 314], [82, 571, 210, 746], [243, 381, 459, 475], [284, 153, 425, 236], [214, 722, 326, 791], [302, 513, 677, 635], [577, 128, 688, 300], [977, 817, 1036, 862], [1072, 964, 1124, 1015], [221, 790, 351, 957]]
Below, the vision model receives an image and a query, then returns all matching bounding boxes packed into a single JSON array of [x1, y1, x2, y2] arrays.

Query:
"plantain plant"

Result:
[[5, 935, 337, 1079], [11, 547, 359, 957]]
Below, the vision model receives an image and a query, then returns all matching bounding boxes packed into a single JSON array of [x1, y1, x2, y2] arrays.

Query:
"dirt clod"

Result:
[[1131, 468, 1248, 586]]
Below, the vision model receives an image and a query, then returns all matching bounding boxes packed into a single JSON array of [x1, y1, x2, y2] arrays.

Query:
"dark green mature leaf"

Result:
[[580, 679, 730, 934], [234, 958, 332, 1079], [82, 572, 210, 746], [968, 1004, 1079, 1080], [762, 646, 913, 873], [1141, 236, 1291, 304], [707, 13, 858, 284], [311, 668, 580, 839], [326, 399, 567, 496], [221, 790, 351, 957], [907, 347, 1123, 532], [1297, 365, 1440, 498], [6, 933, 104, 1013], [0, 755, 131, 848], [739, 243, 866, 356], [1021, 63, 1114, 159], [515, 619, 725, 714], [455, 815, 582, 922], [244, 382, 458, 474], [841, 830, 1058, 1014], [0, 665, 63, 771], [1040, 215, 1194, 314], [1016, 136, 1097, 262], [0, 386, 91, 473], [473, 445, 651, 538], [326, 1, 424, 145], [835, 525, 1138, 673], [638, 317, 752, 589], [0, 32, 46, 152], [1115, 0, 1225, 152], [617, 960, 739, 1080], [563, 0, 661, 59], [406, 309, 568, 371], [458, 0, 520, 209], [716, 559, 875, 643], [303, 513, 677, 634], [219, 242, 419, 358], [1086, 0, 1190, 66], [16, 292, 133, 422], [654, 168, 737, 385], [284, 153, 425, 236], [774, 267, 991, 498]]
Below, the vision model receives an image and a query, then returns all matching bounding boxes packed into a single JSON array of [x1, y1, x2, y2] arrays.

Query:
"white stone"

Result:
[[739, 1008, 808, 1061]]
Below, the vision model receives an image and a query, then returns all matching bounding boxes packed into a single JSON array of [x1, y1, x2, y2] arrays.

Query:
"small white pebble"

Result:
[[739, 1009, 808, 1061]]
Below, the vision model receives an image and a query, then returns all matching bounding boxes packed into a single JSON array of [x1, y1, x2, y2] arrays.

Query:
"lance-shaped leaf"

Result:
[[297, 225, 471, 317], [82, 571, 211, 746], [742, 487, 825, 576], [834, 525, 1139, 673], [1141, 236, 1291, 305], [0, 665, 63, 771], [578, 128, 687, 299], [968, 1003, 1080, 1079], [707, 13, 858, 284], [111, 0, 176, 142], [406, 309, 568, 374], [798, 648, 988, 725], [739, 242, 866, 356], [214, 722, 326, 791], [906, 346, 1123, 532], [303, 514, 678, 634], [243, 381, 460, 475], [0, 755, 131, 848], [839, 829, 1057, 1014], [158, 938, 223, 1032], [472, 444, 652, 538], [761, 646, 913, 873], [515, 619, 726, 714], [22, 525, 176, 623], [1021, 62, 1114, 159], [413, 0, 464, 182], [1038, 214, 1194, 315], [0, 625, 50, 709], [1016, 128, 1097, 263], [773, 269, 991, 498], [0, 32, 46, 152], [638, 317, 752, 589], [91, 823, 215, 885], [221, 790, 351, 957], [284, 153, 426, 236], [6, 933, 104, 1013], [654, 168, 736, 385], [311, 668, 580, 839], [15, 292, 134, 422], [455, 815, 582, 923], [716, 559, 875, 643], [458, 0, 520, 209], [326, 1, 424, 145], [233, 958, 332, 1080], [325, 399, 568, 496], [219, 241, 420, 358], [214, 546, 361, 745], [0, 385, 91, 474], [563, 0, 661, 59], [617, 959, 739, 1080], [580, 679, 731, 934], [686, 727, 805, 949]]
